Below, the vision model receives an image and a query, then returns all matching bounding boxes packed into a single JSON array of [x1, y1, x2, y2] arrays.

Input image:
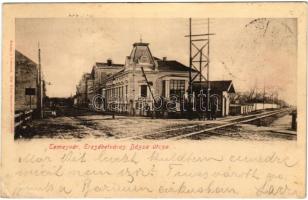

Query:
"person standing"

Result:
[[211, 100, 217, 120]]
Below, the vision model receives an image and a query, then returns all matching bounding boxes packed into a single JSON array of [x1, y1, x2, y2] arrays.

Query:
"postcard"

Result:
[[1, 2, 307, 197]]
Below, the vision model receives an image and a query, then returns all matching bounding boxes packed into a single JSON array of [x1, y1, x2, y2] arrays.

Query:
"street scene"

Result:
[[14, 18, 297, 140], [17, 106, 296, 141]]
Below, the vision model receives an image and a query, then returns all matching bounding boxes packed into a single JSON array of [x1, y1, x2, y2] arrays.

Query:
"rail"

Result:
[[119, 108, 291, 140], [171, 108, 291, 140]]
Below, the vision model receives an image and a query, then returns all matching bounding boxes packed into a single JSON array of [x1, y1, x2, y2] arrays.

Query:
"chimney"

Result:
[[107, 58, 112, 66], [163, 57, 167, 61]]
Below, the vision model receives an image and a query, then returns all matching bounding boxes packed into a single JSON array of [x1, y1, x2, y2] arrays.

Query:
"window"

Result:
[[125, 85, 128, 100], [119, 86, 123, 100], [121, 86, 124, 100], [140, 85, 147, 97], [106, 89, 110, 100], [170, 80, 185, 99], [162, 80, 166, 97], [102, 89, 106, 98]]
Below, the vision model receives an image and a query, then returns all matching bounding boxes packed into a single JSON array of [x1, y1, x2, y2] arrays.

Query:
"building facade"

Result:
[[15, 50, 38, 112], [76, 41, 236, 118], [76, 60, 124, 107], [103, 42, 196, 115], [90, 59, 124, 95], [76, 73, 91, 106]]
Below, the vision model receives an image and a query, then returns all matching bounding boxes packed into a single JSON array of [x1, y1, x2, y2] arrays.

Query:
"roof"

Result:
[[129, 42, 191, 72], [15, 50, 37, 66], [157, 60, 197, 72], [133, 42, 149, 47], [110, 68, 125, 77], [102, 68, 127, 82], [95, 62, 124, 68], [91, 62, 124, 79], [130, 43, 155, 64], [153, 57, 161, 61], [192, 80, 235, 93]]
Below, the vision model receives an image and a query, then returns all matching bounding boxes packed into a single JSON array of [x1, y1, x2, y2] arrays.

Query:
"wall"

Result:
[[254, 103, 278, 110], [15, 51, 38, 112], [104, 68, 191, 115], [93, 65, 123, 95], [230, 103, 278, 115]]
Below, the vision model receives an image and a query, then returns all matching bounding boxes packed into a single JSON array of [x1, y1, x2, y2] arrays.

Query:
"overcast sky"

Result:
[[15, 18, 297, 105]]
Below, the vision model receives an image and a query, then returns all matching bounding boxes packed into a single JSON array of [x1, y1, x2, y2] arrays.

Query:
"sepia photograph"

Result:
[[2, 3, 306, 198], [15, 17, 297, 141]]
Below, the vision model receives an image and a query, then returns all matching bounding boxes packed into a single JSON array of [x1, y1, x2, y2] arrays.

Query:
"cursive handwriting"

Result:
[[147, 151, 224, 163], [12, 150, 302, 197], [95, 151, 138, 164], [229, 152, 298, 167], [158, 181, 238, 195], [255, 180, 298, 197], [82, 178, 153, 197]]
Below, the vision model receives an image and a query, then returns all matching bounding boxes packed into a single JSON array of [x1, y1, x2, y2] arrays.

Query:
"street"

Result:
[[16, 106, 296, 141]]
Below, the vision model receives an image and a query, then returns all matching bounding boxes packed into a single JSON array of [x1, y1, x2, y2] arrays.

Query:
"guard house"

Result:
[[103, 42, 197, 115], [192, 80, 235, 117]]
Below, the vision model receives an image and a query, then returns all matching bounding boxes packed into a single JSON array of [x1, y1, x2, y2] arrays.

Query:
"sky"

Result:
[[15, 18, 297, 105]]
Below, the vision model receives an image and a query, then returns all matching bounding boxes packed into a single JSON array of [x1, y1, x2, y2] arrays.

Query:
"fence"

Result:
[[15, 109, 33, 128], [229, 103, 279, 115]]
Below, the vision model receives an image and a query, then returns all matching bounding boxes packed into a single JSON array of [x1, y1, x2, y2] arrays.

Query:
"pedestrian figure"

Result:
[[207, 109, 212, 120], [211, 100, 217, 120]]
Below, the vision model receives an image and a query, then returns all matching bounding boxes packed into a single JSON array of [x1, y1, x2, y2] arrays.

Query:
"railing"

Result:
[[15, 110, 33, 128]]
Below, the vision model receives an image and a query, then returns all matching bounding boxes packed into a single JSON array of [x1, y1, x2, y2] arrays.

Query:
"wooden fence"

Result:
[[15, 110, 33, 128]]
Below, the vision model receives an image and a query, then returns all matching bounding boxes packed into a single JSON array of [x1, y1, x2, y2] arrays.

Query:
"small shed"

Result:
[[192, 80, 235, 117]]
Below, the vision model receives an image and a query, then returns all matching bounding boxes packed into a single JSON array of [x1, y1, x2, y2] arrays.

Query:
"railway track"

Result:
[[121, 108, 292, 140], [170, 108, 292, 140]]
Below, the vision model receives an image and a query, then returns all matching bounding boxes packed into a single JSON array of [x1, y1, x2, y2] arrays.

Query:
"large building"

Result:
[[76, 41, 236, 117], [103, 42, 196, 115], [15, 50, 38, 111]]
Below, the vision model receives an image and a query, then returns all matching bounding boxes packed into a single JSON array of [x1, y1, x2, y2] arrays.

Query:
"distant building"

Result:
[[86, 78, 94, 104], [90, 59, 124, 96], [192, 80, 236, 117], [76, 60, 124, 107], [76, 73, 91, 106], [15, 50, 38, 112]]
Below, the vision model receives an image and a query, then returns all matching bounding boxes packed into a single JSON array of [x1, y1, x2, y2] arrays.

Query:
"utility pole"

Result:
[[185, 18, 214, 119], [207, 18, 211, 119], [38, 42, 43, 118], [132, 58, 136, 116], [188, 18, 192, 100], [263, 85, 265, 110], [199, 49, 202, 85]]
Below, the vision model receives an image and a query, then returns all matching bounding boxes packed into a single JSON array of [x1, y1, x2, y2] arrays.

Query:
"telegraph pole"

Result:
[[207, 18, 211, 118], [38, 42, 43, 118], [189, 18, 192, 98], [263, 85, 265, 110], [185, 18, 214, 119]]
